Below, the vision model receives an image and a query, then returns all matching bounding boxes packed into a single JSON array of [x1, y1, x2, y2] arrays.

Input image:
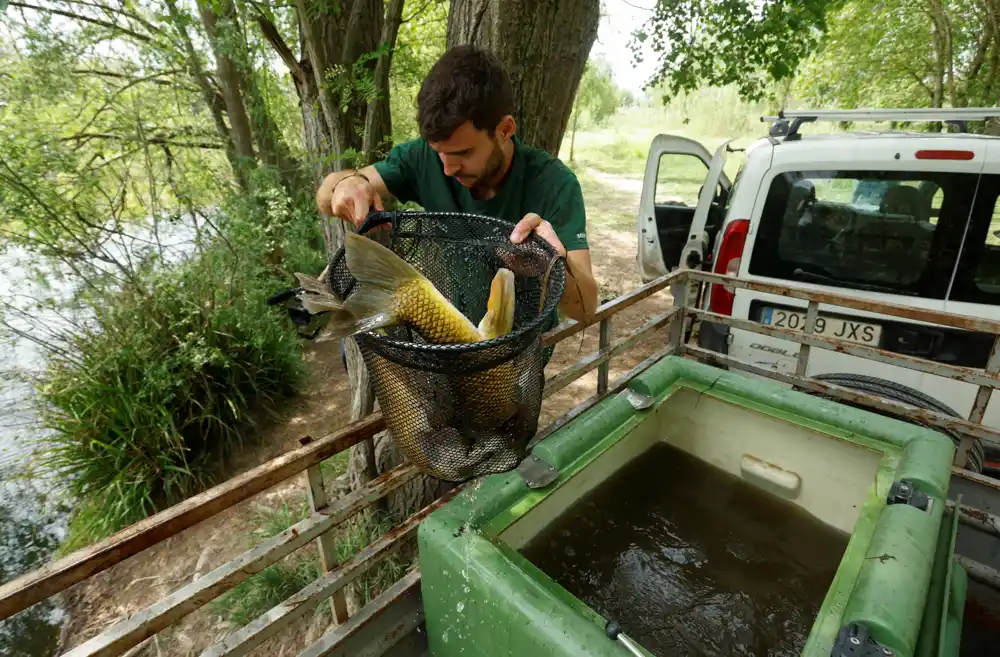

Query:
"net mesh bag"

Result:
[[327, 210, 567, 483]]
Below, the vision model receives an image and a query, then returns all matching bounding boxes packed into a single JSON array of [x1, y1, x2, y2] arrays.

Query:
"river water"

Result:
[[0, 223, 198, 656]]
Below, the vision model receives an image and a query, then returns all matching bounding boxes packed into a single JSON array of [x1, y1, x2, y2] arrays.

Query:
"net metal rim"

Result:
[[331, 210, 567, 354]]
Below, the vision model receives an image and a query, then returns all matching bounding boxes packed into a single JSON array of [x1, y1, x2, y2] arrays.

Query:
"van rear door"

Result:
[[727, 137, 986, 415], [940, 140, 1000, 433], [637, 135, 732, 282]]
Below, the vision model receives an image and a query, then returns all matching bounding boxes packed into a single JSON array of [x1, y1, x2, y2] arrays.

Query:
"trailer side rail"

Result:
[[3, 269, 1000, 656]]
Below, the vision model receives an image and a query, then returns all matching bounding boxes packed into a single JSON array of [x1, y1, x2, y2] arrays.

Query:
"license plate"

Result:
[[760, 307, 882, 346]]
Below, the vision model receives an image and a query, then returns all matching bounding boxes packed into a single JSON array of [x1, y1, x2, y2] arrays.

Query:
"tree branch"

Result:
[[71, 68, 184, 87], [73, 70, 190, 139], [902, 68, 933, 97], [58, 0, 165, 37], [60, 133, 224, 149], [255, 12, 303, 81], [7, 1, 152, 41], [363, 0, 404, 163], [402, 0, 437, 23], [966, 4, 993, 83]]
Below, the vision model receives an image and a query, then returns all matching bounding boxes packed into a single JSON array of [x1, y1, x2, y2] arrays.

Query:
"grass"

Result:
[[320, 452, 351, 483], [560, 103, 761, 205], [575, 169, 637, 232], [211, 498, 409, 628], [210, 500, 325, 627]]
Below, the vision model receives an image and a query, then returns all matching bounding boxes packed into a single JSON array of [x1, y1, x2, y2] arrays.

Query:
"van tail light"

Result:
[[915, 149, 975, 161], [708, 219, 750, 316]]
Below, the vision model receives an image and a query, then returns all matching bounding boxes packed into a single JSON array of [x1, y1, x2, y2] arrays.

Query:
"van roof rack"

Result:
[[761, 107, 1000, 140]]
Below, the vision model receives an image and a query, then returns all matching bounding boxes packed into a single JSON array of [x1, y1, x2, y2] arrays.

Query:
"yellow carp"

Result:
[[292, 231, 530, 481], [294, 231, 515, 343]]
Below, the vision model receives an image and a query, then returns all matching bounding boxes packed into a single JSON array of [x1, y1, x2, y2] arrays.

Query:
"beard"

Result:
[[466, 140, 506, 196]]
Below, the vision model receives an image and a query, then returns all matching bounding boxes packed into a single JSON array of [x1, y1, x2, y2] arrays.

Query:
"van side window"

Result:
[[949, 174, 1000, 304], [748, 170, 974, 298]]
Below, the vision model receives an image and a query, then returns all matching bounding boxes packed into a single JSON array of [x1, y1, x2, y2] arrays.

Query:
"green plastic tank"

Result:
[[417, 356, 967, 657]]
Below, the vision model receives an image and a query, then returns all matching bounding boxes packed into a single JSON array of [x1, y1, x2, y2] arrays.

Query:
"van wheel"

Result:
[[799, 373, 985, 474]]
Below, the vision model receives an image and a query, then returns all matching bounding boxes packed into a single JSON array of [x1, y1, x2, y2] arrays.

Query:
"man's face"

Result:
[[428, 120, 510, 190]]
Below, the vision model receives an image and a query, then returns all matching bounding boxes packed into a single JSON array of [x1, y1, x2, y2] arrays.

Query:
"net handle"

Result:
[[539, 253, 566, 314], [356, 210, 398, 234]]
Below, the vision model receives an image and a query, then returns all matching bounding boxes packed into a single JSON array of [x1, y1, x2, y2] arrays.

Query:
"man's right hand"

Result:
[[317, 169, 386, 228]]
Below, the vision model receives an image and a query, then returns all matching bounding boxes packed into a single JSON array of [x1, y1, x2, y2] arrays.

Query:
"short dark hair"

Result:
[[417, 45, 514, 142]]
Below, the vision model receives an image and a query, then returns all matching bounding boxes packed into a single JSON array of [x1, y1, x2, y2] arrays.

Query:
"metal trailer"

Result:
[[2, 268, 1000, 657]]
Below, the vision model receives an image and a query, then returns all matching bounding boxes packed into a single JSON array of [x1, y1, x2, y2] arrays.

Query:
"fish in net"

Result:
[[295, 211, 566, 483]]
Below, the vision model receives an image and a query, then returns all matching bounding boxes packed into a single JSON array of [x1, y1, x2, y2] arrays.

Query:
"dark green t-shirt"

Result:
[[373, 135, 589, 252]]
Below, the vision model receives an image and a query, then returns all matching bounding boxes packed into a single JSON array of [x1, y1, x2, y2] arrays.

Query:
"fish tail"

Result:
[[293, 257, 400, 340], [478, 268, 516, 339]]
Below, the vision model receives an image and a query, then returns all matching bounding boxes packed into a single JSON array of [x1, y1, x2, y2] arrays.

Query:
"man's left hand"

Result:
[[510, 212, 566, 257]]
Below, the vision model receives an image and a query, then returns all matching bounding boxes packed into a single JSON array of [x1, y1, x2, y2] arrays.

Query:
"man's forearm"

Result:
[[559, 267, 598, 325]]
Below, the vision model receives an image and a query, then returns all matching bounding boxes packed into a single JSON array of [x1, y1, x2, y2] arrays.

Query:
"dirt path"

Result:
[[55, 169, 670, 656], [585, 167, 645, 195]]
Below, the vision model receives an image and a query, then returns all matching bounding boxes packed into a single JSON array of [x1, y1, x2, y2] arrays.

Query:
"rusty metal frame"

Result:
[[59, 464, 422, 657], [0, 414, 387, 621], [684, 270, 1000, 463], [9, 267, 1000, 656], [298, 568, 425, 657]]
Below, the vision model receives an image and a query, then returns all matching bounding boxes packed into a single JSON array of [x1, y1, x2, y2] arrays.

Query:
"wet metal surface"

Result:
[[521, 442, 847, 657], [517, 455, 560, 489]]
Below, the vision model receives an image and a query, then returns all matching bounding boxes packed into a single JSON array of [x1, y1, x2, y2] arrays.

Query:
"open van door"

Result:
[[637, 135, 733, 283]]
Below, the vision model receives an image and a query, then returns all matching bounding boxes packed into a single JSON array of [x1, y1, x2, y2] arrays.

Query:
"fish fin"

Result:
[[297, 291, 344, 315], [344, 231, 427, 291], [314, 292, 398, 340], [478, 268, 516, 339], [291, 234, 422, 340], [294, 272, 332, 295], [293, 272, 354, 319], [295, 282, 399, 340]]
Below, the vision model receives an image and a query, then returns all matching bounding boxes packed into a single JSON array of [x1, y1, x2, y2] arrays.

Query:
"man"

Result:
[[315, 45, 598, 327]]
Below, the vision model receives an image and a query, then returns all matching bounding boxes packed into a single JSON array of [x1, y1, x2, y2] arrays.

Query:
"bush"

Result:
[[37, 178, 325, 551]]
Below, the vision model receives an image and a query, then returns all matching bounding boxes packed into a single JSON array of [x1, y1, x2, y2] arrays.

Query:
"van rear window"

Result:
[[748, 170, 977, 298]]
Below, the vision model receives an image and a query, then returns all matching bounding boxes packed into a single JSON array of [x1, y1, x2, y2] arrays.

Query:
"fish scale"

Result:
[[394, 280, 483, 344]]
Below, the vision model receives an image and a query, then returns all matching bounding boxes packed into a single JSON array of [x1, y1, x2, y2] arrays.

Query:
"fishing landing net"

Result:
[[327, 210, 567, 483]]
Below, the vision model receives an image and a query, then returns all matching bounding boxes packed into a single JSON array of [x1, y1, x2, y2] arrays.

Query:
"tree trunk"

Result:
[[197, 0, 256, 162], [944, 12, 957, 107], [987, 42, 1000, 105], [362, 0, 406, 164], [447, 0, 600, 156], [217, 0, 304, 199], [163, 0, 248, 189]]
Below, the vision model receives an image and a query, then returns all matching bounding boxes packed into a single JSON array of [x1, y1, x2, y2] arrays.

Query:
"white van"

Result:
[[637, 108, 1000, 474]]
